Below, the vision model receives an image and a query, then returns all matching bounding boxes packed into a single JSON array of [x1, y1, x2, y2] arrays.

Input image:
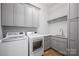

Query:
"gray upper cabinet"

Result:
[[14, 4, 24, 26], [24, 4, 33, 27], [32, 7, 39, 27], [2, 3, 14, 26], [1, 3, 39, 27], [68, 3, 78, 20]]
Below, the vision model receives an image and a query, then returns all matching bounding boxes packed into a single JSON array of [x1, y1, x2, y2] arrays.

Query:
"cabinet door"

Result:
[[77, 4, 79, 18], [44, 36, 50, 50], [53, 39, 58, 50], [44, 39, 49, 50], [68, 3, 78, 20], [51, 38, 56, 49], [68, 20, 77, 56], [47, 39, 51, 49], [77, 20, 79, 55], [24, 5, 32, 27], [2, 3, 13, 26], [14, 4, 24, 26], [32, 7, 39, 27]]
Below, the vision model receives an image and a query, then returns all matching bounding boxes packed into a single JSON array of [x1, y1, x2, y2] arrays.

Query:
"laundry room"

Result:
[[0, 3, 79, 56]]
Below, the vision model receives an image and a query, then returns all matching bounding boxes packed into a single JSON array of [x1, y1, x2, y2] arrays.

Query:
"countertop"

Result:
[[42, 34, 68, 39]]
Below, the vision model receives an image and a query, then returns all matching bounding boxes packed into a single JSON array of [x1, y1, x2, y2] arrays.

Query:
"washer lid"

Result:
[[6, 32, 26, 37], [2, 36, 28, 42]]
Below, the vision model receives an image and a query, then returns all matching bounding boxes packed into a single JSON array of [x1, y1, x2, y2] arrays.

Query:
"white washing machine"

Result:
[[0, 32, 28, 56]]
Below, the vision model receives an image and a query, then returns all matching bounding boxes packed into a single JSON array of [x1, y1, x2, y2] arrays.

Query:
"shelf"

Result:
[[48, 15, 67, 24]]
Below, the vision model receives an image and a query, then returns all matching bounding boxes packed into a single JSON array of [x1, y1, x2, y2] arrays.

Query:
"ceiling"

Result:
[[31, 3, 58, 9], [40, 3, 57, 8]]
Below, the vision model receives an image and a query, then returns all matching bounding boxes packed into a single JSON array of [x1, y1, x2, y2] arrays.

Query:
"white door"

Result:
[[2, 3, 13, 26], [24, 4, 32, 27], [32, 7, 39, 27], [14, 4, 24, 26]]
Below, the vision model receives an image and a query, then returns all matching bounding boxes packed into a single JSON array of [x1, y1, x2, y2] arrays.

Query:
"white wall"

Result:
[[48, 3, 67, 21], [47, 3, 67, 38], [2, 26, 37, 37], [48, 21, 67, 38], [31, 3, 49, 34], [0, 3, 2, 39], [37, 7, 49, 34], [31, 3, 68, 37]]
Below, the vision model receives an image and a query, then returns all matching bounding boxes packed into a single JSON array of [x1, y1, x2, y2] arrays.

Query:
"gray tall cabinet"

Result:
[[0, 3, 2, 39], [68, 3, 79, 56]]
